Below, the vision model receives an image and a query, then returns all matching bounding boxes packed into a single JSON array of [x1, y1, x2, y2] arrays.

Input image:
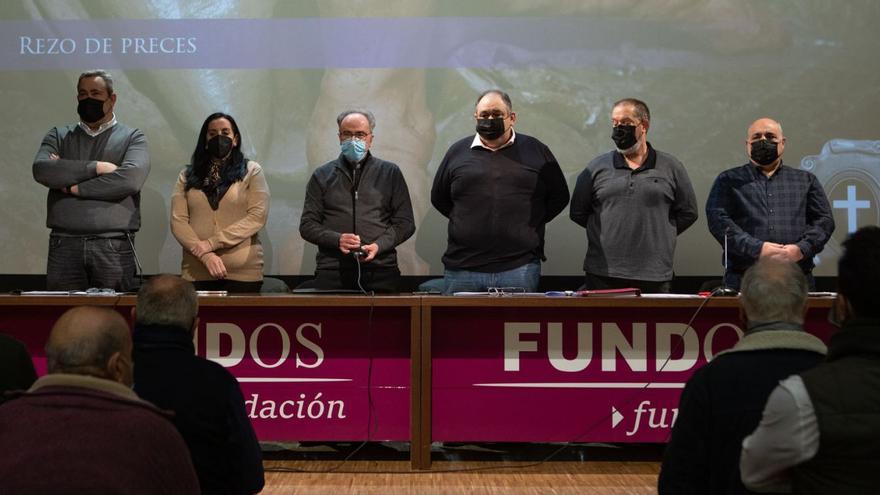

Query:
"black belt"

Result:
[[51, 232, 131, 240]]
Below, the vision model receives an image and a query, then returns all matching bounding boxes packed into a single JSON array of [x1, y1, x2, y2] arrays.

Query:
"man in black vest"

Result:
[[742, 225, 880, 493], [659, 258, 826, 494]]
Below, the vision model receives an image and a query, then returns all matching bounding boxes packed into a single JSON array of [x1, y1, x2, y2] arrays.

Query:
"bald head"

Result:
[[135, 274, 198, 331], [746, 118, 786, 167], [740, 258, 808, 325], [747, 118, 783, 140], [46, 306, 133, 385]]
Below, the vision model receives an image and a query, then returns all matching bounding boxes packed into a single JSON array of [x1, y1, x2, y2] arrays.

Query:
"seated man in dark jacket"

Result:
[[133, 274, 264, 495], [0, 306, 199, 493], [658, 258, 826, 494], [0, 333, 37, 401]]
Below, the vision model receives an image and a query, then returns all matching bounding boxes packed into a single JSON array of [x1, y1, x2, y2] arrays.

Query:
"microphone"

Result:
[[717, 226, 738, 296], [350, 163, 365, 258]]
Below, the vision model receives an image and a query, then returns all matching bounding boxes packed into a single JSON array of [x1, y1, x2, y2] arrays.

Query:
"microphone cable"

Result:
[[125, 232, 144, 290]]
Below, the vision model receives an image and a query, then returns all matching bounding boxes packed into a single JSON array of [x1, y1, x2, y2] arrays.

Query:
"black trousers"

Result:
[[192, 280, 264, 293], [297, 268, 401, 293], [583, 272, 671, 294]]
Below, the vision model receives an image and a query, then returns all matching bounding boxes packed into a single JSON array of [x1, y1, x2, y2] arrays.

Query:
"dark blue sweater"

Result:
[[133, 323, 264, 495], [431, 133, 570, 272]]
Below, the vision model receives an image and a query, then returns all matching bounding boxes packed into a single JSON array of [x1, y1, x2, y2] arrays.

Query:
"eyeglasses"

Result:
[[339, 131, 371, 140], [476, 111, 508, 120], [487, 286, 526, 296]]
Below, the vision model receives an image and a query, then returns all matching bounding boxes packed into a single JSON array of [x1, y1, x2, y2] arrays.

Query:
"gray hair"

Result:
[[336, 110, 376, 132], [77, 69, 115, 95], [475, 89, 513, 113], [740, 258, 808, 324], [135, 274, 198, 329], [46, 307, 129, 374], [613, 98, 650, 122]]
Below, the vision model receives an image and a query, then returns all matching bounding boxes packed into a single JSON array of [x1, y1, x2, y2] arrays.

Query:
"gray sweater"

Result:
[[32, 123, 150, 235], [570, 144, 698, 281]]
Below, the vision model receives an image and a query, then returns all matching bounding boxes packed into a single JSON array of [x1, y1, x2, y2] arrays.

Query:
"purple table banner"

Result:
[[430, 303, 836, 443], [0, 298, 413, 442]]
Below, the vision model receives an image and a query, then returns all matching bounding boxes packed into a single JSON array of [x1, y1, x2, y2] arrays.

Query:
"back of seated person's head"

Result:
[[740, 258, 808, 325], [46, 306, 133, 386], [135, 274, 198, 332], [838, 225, 880, 319]]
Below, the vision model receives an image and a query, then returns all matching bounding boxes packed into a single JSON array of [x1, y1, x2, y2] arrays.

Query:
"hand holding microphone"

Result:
[[338, 233, 361, 254]]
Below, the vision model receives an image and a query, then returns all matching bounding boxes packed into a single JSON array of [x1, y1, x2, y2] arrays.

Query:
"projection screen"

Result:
[[2, 1, 878, 278]]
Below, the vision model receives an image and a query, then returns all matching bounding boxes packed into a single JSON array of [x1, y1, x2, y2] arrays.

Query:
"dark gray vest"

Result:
[[794, 320, 880, 494]]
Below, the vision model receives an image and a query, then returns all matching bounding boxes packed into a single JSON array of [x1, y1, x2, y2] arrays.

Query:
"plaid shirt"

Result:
[[705, 162, 834, 273]]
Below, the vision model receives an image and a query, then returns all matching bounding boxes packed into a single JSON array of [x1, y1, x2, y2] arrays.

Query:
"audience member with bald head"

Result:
[[0, 306, 199, 494], [705, 117, 834, 291], [133, 274, 264, 495], [46, 306, 133, 384], [660, 258, 826, 494]]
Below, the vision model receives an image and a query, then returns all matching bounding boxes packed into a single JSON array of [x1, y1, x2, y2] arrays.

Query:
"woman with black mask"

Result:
[[171, 113, 270, 292]]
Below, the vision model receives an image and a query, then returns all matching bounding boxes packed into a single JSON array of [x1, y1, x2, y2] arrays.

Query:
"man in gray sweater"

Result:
[[32, 70, 150, 291], [570, 98, 697, 293]]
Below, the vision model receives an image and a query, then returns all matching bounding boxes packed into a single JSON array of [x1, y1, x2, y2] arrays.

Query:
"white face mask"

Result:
[[341, 138, 368, 163]]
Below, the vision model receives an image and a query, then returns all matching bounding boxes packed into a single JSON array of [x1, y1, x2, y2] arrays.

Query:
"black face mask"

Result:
[[77, 97, 106, 124], [206, 135, 233, 159], [612, 124, 638, 151], [750, 139, 779, 166], [476, 118, 506, 140]]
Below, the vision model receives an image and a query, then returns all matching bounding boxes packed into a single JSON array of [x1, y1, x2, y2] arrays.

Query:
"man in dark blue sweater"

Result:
[[429, 89, 570, 294], [132, 275, 264, 495]]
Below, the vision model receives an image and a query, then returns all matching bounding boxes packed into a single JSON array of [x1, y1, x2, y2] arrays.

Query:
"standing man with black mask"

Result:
[[430, 89, 570, 294], [32, 70, 150, 291], [570, 98, 698, 293], [706, 117, 834, 290]]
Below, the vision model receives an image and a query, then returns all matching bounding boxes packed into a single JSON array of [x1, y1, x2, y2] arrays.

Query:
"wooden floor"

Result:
[[262, 460, 660, 494]]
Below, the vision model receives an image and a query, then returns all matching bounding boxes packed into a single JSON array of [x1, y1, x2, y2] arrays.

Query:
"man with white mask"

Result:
[[298, 109, 415, 292]]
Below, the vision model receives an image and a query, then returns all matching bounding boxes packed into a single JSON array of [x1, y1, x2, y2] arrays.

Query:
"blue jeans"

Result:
[[441, 260, 541, 295], [724, 269, 815, 292], [47, 234, 138, 291]]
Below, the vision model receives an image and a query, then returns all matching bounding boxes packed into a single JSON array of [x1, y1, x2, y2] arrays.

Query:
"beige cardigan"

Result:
[[171, 160, 270, 282]]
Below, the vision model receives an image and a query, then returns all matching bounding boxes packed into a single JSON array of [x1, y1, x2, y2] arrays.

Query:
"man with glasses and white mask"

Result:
[[298, 109, 415, 292], [570, 98, 698, 293], [429, 89, 570, 294], [706, 117, 834, 291]]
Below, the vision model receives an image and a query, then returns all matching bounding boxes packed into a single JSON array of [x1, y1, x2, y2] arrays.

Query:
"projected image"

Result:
[[2, 0, 878, 279]]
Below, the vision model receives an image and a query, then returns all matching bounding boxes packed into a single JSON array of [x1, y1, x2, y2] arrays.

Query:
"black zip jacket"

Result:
[[300, 153, 415, 270]]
